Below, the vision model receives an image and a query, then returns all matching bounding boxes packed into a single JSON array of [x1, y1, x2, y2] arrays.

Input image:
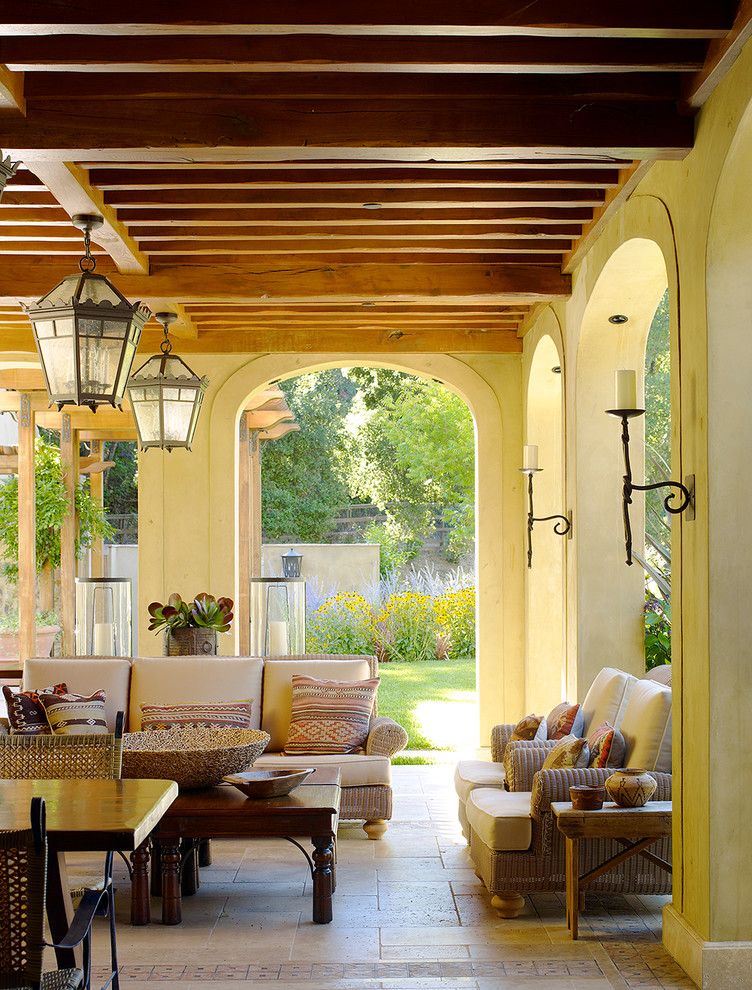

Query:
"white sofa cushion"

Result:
[[580, 667, 637, 734], [466, 788, 532, 851], [619, 678, 672, 773], [644, 664, 672, 687], [24, 657, 131, 731], [261, 658, 372, 751], [454, 759, 506, 804], [129, 656, 264, 731], [255, 752, 390, 787]]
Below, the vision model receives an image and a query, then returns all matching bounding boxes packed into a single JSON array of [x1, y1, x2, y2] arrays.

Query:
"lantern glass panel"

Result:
[[131, 392, 161, 443], [75, 577, 132, 657], [250, 578, 306, 657], [80, 327, 122, 394], [116, 340, 136, 395], [37, 323, 75, 396], [163, 392, 196, 442]]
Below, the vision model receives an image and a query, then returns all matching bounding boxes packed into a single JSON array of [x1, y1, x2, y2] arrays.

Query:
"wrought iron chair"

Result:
[[0, 715, 125, 990], [0, 797, 113, 990]]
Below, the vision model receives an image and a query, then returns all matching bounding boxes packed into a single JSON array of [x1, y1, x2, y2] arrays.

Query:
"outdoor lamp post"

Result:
[[281, 547, 303, 578], [606, 369, 693, 566], [0, 153, 19, 201], [127, 311, 209, 452], [520, 444, 572, 568], [23, 214, 151, 411]]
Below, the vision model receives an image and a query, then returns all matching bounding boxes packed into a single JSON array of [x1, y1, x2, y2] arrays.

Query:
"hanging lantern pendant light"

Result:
[[23, 213, 150, 412], [127, 311, 208, 453]]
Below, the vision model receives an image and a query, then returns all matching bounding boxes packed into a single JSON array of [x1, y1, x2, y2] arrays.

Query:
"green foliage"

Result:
[[0, 437, 112, 581], [363, 520, 417, 576], [261, 370, 353, 542], [103, 442, 138, 515], [376, 591, 439, 663], [147, 592, 234, 634], [645, 592, 671, 669], [434, 587, 476, 657], [306, 592, 376, 655], [0, 608, 59, 632]]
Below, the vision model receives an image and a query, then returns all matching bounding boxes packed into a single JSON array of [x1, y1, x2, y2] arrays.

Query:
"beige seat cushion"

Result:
[[580, 667, 637, 735], [454, 759, 506, 804], [261, 658, 372, 751], [255, 751, 390, 787], [466, 788, 532, 852], [129, 656, 264, 731], [644, 664, 672, 687], [619, 679, 672, 772], [24, 657, 131, 731]]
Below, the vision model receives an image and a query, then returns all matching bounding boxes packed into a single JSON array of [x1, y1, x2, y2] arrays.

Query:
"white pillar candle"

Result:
[[522, 444, 539, 471], [93, 621, 114, 656], [267, 620, 289, 656], [615, 370, 638, 409]]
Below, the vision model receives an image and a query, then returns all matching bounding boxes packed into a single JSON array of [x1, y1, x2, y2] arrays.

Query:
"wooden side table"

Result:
[[552, 800, 672, 939]]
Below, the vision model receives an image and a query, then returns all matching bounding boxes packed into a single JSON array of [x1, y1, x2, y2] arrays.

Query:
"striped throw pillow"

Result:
[[3, 683, 68, 735], [40, 690, 108, 735], [284, 675, 379, 755], [140, 701, 253, 731]]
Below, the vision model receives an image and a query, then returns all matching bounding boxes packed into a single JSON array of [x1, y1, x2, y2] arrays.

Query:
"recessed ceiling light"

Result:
[[362, 202, 382, 210], [552, 366, 562, 374], [609, 314, 629, 325]]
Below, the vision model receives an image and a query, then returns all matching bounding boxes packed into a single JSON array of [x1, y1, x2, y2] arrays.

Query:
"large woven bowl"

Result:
[[122, 727, 269, 790]]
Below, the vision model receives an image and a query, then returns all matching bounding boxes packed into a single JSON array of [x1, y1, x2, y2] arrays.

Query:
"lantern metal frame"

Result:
[[23, 214, 150, 412], [127, 311, 209, 452], [281, 547, 303, 578], [0, 153, 19, 201]]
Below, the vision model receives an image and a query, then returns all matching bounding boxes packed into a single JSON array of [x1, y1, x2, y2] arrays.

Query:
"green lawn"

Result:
[[376, 656, 477, 751]]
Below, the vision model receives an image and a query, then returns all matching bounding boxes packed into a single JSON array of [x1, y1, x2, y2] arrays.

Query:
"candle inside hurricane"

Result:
[[522, 444, 539, 471], [615, 369, 638, 409]]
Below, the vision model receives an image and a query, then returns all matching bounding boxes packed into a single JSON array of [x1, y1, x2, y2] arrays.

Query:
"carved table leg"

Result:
[[181, 839, 200, 896], [198, 838, 212, 867], [150, 840, 163, 898], [161, 841, 183, 926], [130, 840, 151, 926], [312, 836, 334, 924]]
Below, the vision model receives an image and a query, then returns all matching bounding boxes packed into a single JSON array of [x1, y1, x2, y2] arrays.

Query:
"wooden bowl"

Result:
[[223, 768, 316, 798], [569, 784, 605, 811]]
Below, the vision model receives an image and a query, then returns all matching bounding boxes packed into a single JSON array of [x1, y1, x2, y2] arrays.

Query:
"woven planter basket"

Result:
[[122, 727, 269, 789], [164, 627, 218, 656]]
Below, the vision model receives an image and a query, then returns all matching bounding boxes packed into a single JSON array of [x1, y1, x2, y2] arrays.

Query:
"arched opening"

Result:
[[525, 333, 566, 713], [575, 238, 669, 689]]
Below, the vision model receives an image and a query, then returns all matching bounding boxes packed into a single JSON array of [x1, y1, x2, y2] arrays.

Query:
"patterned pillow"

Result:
[[2, 683, 68, 735], [39, 690, 108, 736], [588, 721, 627, 769], [541, 734, 590, 770], [547, 701, 584, 740], [284, 675, 379, 755], [140, 701, 253, 731], [511, 713, 547, 742]]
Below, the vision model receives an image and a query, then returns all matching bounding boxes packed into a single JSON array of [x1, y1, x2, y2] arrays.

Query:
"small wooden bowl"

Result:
[[569, 784, 605, 811], [223, 768, 315, 799]]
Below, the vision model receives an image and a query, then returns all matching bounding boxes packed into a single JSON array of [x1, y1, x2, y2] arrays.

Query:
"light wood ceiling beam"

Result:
[[0, 260, 571, 305], [105, 188, 606, 208], [128, 223, 583, 239], [24, 161, 149, 274], [138, 239, 572, 254], [683, 0, 752, 108], [0, 208, 71, 223], [1, 97, 695, 161], [0, 64, 24, 111], [0, 36, 709, 73], [81, 159, 633, 170], [117, 207, 595, 224], [3, 1, 731, 38], [183, 304, 530, 315], [145, 251, 563, 265]]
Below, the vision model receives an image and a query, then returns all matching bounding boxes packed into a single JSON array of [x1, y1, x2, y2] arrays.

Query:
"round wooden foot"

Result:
[[363, 819, 388, 840], [491, 892, 525, 918]]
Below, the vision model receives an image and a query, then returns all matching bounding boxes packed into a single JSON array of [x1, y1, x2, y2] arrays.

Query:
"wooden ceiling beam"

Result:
[[138, 238, 572, 254], [0, 208, 71, 224], [117, 206, 595, 224], [0, 64, 24, 112], [145, 251, 563, 265], [1, 97, 695, 161], [0, 260, 571, 305], [0, 36, 709, 73], [183, 304, 530, 315], [3, 1, 731, 38], [81, 158, 633, 170], [129, 223, 583, 239], [683, 0, 752, 108], [24, 161, 149, 274]]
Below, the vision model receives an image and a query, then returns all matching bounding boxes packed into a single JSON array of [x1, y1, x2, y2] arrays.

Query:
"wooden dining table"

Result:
[[0, 778, 178, 968]]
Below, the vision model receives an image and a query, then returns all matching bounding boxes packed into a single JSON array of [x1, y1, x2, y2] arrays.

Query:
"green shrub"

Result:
[[435, 586, 476, 657], [307, 592, 376, 655], [376, 591, 438, 662], [645, 593, 671, 669]]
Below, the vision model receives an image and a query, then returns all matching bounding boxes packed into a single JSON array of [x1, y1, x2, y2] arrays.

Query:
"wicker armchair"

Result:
[[0, 797, 114, 990], [0, 716, 125, 990]]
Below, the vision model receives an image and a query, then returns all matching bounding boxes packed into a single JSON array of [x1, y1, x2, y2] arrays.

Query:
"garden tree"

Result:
[[261, 369, 354, 541], [103, 441, 139, 516], [644, 291, 672, 573], [344, 374, 475, 561]]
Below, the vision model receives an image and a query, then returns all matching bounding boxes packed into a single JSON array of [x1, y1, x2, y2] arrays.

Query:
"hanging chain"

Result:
[[79, 226, 97, 273], [160, 320, 173, 354]]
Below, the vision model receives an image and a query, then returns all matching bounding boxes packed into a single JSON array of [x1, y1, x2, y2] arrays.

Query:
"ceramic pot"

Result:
[[605, 768, 657, 808], [164, 627, 218, 656], [570, 784, 605, 811], [0, 625, 60, 659]]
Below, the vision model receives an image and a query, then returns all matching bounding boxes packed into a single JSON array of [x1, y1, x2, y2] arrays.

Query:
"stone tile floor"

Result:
[[79, 764, 694, 990]]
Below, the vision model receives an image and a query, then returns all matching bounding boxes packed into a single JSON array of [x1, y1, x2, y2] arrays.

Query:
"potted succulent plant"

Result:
[[0, 608, 60, 660], [147, 592, 234, 656]]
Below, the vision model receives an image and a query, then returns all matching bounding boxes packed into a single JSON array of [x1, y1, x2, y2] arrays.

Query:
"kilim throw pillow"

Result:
[[140, 701, 253, 731], [2, 683, 68, 735], [284, 675, 379, 755], [546, 701, 585, 740], [511, 713, 547, 742], [541, 734, 590, 771], [39, 690, 108, 735], [587, 721, 627, 769]]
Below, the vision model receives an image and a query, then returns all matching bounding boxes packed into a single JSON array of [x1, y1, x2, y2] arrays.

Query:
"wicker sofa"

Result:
[[455, 666, 673, 917], [5, 653, 407, 839]]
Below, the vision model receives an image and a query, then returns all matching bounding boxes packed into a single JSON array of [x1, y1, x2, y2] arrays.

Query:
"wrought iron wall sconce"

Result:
[[607, 370, 694, 566], [520, 446, 572, 569]]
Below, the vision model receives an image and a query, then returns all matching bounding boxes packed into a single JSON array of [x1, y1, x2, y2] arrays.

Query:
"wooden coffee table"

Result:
[[552, 800, 672, 939], [138, 766, 341, 926]]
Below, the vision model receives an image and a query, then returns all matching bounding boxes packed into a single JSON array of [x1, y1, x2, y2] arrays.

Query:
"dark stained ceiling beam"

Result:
[[3, 1, 733, 38], [115, 207, 596, 224]]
